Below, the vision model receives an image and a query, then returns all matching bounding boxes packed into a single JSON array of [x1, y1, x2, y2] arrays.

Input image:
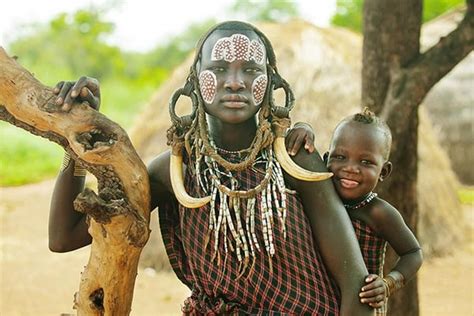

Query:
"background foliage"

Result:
[[0, 0, 462, 186], [331, 0, 464, 32]]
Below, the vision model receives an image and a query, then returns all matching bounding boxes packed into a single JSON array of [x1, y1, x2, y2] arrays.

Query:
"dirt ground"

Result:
[[1, 180, 472, 315]]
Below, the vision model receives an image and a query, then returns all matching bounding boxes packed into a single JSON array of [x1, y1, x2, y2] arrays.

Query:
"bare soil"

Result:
[[1, 180, 472, 315]]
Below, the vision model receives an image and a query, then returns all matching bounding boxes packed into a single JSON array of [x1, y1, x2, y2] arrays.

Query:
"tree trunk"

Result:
[[362, 0, 473, 315], [0, 47, 151, 315]]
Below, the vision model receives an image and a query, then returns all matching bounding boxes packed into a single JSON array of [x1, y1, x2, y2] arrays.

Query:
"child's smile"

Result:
[[327, 121, 389, 203]]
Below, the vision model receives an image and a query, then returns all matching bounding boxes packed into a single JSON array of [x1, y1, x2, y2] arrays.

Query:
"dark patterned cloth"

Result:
[[351, 219, 386, 278], [351, 218, 387, 315], [159, 156, 341, 315]]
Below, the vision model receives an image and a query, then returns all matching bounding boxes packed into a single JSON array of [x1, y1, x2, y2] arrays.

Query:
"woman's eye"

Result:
[[245, 68, 261, 74], [332, 155, 344, 160], [211, 67, 225, 72]]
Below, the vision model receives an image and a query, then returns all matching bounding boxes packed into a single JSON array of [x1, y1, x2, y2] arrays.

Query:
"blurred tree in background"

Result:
[[1, 0, 301, 186], [231, 0, 300, 22], [331, 0, 364, 32], [5, 0, 301, 111], [10, 8, 122, 82], [8, 7, 219, 90], [332, 0, 465, 32], [3, 0, 461, 186]]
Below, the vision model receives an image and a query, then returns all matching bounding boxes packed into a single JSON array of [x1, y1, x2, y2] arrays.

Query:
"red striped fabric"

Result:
[[159, 154, 341, 315], [351, 218, 387, 315]]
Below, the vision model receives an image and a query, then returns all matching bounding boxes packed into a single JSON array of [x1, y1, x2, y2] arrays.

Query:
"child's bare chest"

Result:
[[347, 207, 379, 234]]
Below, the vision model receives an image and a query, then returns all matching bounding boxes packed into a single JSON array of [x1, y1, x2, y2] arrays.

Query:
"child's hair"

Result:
[[342, 107, 392, 160]]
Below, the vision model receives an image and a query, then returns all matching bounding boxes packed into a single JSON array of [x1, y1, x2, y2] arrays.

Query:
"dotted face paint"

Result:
[[199, 70, 217, 104], [252, 74, 267, 105], [211, 34, 265, 64]]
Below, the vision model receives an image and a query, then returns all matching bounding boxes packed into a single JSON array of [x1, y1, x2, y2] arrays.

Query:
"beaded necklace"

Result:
[[191, 139, 288, 274], [344, 192, 378, 210]]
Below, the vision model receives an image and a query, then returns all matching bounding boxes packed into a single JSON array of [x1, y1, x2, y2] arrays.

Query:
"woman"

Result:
[[50, 21, 372, 315]]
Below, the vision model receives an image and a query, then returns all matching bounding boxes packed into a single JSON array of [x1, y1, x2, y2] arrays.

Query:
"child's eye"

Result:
[[361, 159, 373, 165], [333, 155, 345, 160]]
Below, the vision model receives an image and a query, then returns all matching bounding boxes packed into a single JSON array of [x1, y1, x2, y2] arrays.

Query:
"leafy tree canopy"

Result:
[[231, 0, 300, 22], [331, 0, 465, 32], [10, 7, 123, 83]]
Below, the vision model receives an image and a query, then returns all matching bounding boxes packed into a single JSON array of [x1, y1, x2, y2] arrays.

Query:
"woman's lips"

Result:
[[221, 95, 248, 109], [222, 102, 246, 109]]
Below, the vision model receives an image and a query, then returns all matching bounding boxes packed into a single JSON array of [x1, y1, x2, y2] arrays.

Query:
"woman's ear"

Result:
[[379, 161, 393, 182]]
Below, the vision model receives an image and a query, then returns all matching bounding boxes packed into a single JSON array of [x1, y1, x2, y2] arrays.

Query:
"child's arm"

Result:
[[285, 121, 315, 156], [360, 201, 423, 307]]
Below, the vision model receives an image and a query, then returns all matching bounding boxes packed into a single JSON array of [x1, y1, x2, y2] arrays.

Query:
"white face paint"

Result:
[[199, 70, 217, 104], [252, 74, 267, 105], [198, 33, 268, 106], [211, 34, 265, 64]]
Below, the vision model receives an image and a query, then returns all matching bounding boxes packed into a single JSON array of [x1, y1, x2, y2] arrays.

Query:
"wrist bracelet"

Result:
[[383, 270, 405, 297], [61, 152, 87, 177]]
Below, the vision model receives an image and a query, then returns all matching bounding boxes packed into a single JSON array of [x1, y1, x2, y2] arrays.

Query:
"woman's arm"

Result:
[[49, 159, 91, 252], [287, 150, 372, 316], [147, 150, 174, 210], [48, 77, 101, 252]]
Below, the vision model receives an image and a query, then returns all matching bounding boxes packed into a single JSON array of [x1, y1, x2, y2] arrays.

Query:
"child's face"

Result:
[[197, 29, 268, 124], [326, 121, 391, 202]]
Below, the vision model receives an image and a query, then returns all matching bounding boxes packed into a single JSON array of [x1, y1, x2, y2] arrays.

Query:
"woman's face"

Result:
[[197, 29, 268, 124]]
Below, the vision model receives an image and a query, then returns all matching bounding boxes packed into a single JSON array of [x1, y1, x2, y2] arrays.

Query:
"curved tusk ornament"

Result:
[[273, 137, 333, 181], [170, 152, 211, 208]]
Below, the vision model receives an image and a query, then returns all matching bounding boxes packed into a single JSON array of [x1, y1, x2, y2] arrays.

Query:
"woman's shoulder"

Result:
[[148, 150, 171, 179], [147, 150, 174, 197]]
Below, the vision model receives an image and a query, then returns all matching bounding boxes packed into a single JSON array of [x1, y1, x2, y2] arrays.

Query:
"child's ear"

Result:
[[379, 161, 392, 182], [323, 152, 329, 164]]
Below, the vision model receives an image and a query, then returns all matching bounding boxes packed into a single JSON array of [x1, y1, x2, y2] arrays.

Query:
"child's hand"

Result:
[[285, 122, 315, 156], [359, 274, 386, 308]]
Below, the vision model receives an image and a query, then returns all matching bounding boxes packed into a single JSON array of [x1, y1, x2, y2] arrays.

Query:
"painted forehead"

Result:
[[202, 31, 266, 65]]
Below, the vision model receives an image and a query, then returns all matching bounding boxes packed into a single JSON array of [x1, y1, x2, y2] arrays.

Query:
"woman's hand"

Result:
[[54, 76, 101, 111]]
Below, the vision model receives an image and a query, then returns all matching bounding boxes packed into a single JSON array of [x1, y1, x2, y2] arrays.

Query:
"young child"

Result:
[[325, 108, 423, 315]]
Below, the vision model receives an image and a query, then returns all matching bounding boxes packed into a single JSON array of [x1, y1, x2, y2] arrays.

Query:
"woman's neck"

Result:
[[207, 116, 258, 151]]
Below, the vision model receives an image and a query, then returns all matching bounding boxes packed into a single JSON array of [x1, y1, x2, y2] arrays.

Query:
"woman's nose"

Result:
[[224, 72, 245, 92]]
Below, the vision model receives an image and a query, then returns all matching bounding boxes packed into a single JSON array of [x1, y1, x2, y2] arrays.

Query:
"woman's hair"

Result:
[[166, 22, 302, 266], [168, 21, 294, 171]]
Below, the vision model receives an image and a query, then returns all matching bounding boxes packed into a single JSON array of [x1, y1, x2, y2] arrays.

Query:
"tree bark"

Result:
[[362, 1, 473, 315], [0, 47, 151, 315]]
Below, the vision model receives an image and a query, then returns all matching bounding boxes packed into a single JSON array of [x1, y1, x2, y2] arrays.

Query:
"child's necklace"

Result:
[[344, 192, 378, 210]]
